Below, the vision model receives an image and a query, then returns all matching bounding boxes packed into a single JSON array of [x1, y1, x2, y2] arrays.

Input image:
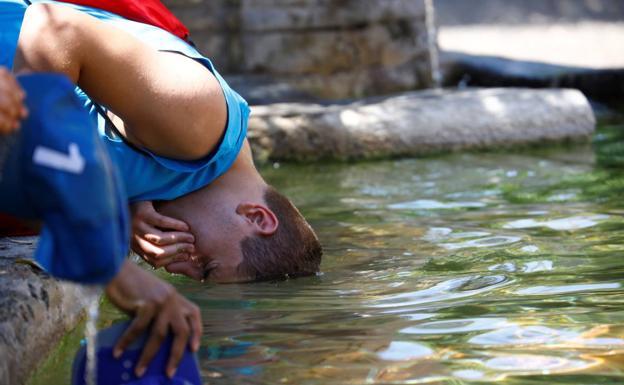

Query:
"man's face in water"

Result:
[[163, 203, 252, 283]]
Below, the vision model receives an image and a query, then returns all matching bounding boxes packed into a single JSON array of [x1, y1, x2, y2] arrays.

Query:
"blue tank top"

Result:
[[36, 1, 251, 203]]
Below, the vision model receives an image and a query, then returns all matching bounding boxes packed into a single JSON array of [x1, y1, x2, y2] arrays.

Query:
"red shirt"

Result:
[[59, 0, 190, 41]]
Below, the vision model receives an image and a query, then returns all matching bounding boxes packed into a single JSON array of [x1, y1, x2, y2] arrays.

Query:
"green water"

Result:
[[31, 120, 624, 384]]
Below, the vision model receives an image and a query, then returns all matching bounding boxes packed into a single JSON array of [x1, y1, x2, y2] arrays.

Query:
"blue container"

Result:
[[72, 321, 202, 385]]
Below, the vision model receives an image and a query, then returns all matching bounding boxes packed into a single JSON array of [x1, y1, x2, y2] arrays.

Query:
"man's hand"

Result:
[[0, 68, 28, 135], [131, 201, 195, 268], [105, 260, 203, 379]]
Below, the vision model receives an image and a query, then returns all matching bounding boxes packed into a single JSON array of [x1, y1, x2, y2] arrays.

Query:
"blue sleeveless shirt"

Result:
[[2, 0, 250, 203]]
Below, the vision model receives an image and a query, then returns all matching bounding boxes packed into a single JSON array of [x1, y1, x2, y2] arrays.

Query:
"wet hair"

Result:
[[238, 186, 322, 281]]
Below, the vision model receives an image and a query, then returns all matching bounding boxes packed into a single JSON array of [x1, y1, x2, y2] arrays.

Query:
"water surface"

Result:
[[31, 120, 624, 384]]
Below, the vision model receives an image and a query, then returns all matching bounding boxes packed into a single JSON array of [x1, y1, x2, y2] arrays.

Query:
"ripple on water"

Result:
[[520, 245, 540, 253], [469, 325, 578, 346], [401, 317, 510, 335], [522, 260, 553, 273], [440, 235, 523, 250], [488, 260, 554, 273], [371, 275, 510, 308], [376, 341, 434, 361], [503, 214, 610, 231], [422, 227, 453, 241], [422, 226, 522, 250], [453, 369, 486, 380], [484, 354, 597, 374], [515, 282, 621, 296], [389, 199, 486, 210]]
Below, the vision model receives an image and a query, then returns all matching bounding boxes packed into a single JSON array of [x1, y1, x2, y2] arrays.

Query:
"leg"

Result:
[[14, 3, 226, 160]]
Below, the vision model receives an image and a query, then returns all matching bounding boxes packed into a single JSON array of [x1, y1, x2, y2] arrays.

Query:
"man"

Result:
[[12, 1, 323, 284]]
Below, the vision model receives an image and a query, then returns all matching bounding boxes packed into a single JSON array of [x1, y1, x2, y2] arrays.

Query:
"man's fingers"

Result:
[[134, 315, 189, 377], [135, 238, 194, 266], [144, 231, 195, 247], [20, 105, 28, 119], [0, 120, 14, 135], [135, 221, 194, 247], [144, 210, 190, 232], [165, 318, 192, 379], [0, 113, 25, 135], [114, 303, 154, 359], [0, 94, 21, 118], [0, 96, 23, 135], [151, 252, 193, 269], [188, 307, 202, 352]]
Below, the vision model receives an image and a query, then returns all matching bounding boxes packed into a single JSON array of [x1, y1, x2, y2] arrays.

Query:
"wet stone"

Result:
[[0, 237, 87, 385]]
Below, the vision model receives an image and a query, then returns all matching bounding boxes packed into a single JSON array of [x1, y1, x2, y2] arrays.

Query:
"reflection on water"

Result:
[[376, 341, 433, 361], [28, 122, 624, 385], [503, 214, 610, 231], [170, 137, 624, 384]]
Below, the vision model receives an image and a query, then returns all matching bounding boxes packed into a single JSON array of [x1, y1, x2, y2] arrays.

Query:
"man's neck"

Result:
[[157, 139, 266, 221]]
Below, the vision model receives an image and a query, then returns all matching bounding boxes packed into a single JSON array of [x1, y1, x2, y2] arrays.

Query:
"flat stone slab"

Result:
[[0, 237, 87, 385], [248, 87, 596, 162]]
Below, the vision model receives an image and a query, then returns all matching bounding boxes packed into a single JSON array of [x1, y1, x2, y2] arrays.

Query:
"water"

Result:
[[175, 120, 624, 384], [27, 119, 624, 385], [83, 286, 101, 385]]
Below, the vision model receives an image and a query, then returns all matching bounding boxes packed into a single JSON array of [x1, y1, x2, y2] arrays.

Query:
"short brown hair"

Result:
[[238, 186, 322, 281]]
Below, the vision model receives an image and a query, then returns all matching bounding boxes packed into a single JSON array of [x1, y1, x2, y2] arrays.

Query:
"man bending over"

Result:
[[13, 1, 323, 283]]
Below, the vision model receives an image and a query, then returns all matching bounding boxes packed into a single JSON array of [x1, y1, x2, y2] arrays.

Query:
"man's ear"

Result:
[[236, 202, 279, 236]]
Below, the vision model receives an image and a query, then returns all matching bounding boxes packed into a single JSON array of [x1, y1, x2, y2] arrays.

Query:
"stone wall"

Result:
[[163, 0, 434, 100]]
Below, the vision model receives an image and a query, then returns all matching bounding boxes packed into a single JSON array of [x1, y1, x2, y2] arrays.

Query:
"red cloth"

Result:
[[59, 0, 190, 41]]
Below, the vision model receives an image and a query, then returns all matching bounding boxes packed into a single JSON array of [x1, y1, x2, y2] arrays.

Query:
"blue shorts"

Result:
[[1, 0, 250, 202]]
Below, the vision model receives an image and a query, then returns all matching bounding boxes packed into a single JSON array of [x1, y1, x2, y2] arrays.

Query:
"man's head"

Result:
[[161, 183, 322, 283], [238, 186, 323, 281]]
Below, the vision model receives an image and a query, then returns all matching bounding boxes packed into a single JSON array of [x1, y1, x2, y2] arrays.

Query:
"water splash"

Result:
[[424, 0, 442, 88], [83, 286, 102, 385]]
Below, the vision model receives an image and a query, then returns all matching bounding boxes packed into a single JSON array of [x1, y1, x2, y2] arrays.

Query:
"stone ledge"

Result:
[[0, 237, 87, 385], [248, 87, 596, 162]]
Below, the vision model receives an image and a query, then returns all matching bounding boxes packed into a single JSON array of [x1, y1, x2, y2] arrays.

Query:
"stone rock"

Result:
[[247, 87, 595, 162], [227, 56, 429, 102], [163, 0, 434, 99], [0, 237, 87, 385], [239, 0, 426, 32]]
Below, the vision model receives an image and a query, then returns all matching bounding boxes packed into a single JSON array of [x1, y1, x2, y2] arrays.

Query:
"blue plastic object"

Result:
[[72, 321, 202, 385], [0, 73, 128, 284]]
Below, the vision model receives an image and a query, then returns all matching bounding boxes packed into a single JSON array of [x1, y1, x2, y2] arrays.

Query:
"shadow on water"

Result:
[[29, 118, 624, 384]]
